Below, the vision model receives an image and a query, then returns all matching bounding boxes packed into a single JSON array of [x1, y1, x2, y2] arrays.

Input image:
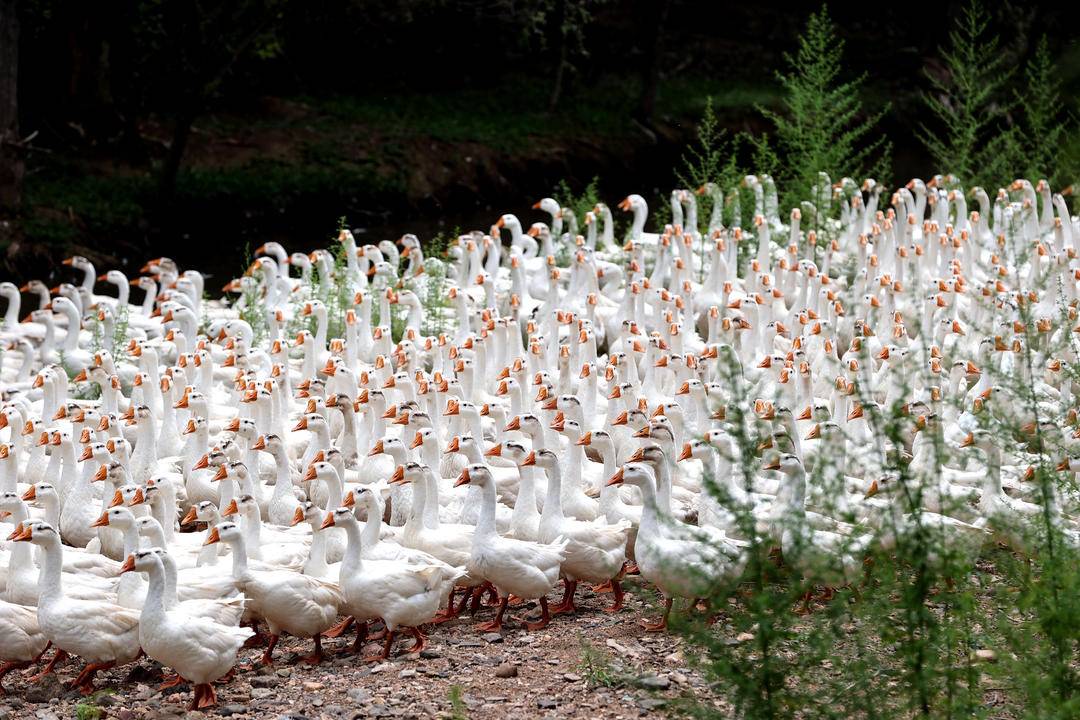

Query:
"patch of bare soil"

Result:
[[2, 577, 725, 720]]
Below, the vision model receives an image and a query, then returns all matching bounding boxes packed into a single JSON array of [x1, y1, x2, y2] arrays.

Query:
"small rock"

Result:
[[398, 668, 417, 679], [303, 681, 324, 691], [495, 663, 518, 678], [736, 632, 755, 643], [419, 648, 442, 659], [974, 648, 997, 663], [24, 676, 63, 703], [563, 673, 582, 682], [251, 675, 277, 688], [275, 668, 292, 678], [457, 638, 484, 648], [347, 688, 371, 704], [672, 673, 688, 685], [639, 698, 668, 711], [536, 697, 557, 709], [251, 688, 273, 699], [482, 632, 504, 644], [637, 675, 671, 690], [218, 705, 248, 717]]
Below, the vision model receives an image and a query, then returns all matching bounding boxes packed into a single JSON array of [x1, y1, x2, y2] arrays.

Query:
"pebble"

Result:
[[251, 688, 273, 699], [398, 668, 417, 679], [495, 663, 518, 678], [736, 632, 755, 643], [347, 688, 371, 704], [251, 675, 277, 688], [218, 705, 249, 716], [275, 668, 292, 678], [639, 698, 668, 711], [419, 648, 442, 659], [563, 673, 582, 682], [302, 681, 324, 691], [536, 697, 558, 709], [482, 632, 504, 644], [974, 648, 997, 662], [637, 675, 670, 690]]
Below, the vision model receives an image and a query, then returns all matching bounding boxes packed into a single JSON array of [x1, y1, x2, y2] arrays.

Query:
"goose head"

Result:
[[455, 463, 494, 489], [318, 506, 358, 531], [606, 462, 655, 490], [120, 547, 165, 576], [92, 504, 137, 530]]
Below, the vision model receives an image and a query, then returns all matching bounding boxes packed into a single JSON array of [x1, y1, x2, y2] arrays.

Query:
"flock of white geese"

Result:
[[0, 175, 1077, 709]]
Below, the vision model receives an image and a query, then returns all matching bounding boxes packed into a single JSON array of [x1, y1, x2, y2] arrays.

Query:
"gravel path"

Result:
[[1, 577, 726, 720]]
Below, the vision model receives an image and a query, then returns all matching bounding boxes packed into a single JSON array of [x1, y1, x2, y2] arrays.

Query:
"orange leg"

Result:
[[405, 627, 426, 654], [363, 630, 394, 663], [190, 682, 218, 710], [338, 621, 369, 655], [323, 616, 355, 639], [522, 597, 552, 631], [476, 594, 508, 632], [602, 579, 624, 613], [69, 660, 115, 694], [431, 588, 463, 624], [549, 580, 578, 615], [243, 621, 268, 647], [299, 634, 325, 665], [642, 597, 673, 632], [26, 648, 68, 683], [158, 673, 185, 690], [260, 634, 280, 666]]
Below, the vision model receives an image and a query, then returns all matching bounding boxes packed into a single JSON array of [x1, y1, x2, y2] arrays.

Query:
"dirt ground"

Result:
[[1, 577, 727, 720]]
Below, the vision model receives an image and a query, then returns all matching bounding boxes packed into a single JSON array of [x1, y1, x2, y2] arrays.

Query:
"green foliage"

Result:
[[553, 176, 602, 232], [918, 1, 1019, 190], [578, 637, 625, 688], [759, 6, 888, 210], [1016, 36, 1080, 190], [447, 684, 468, 720]]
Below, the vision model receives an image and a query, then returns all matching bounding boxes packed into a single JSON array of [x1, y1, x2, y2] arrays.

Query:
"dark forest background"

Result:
[[0, 0, 1077, 282]]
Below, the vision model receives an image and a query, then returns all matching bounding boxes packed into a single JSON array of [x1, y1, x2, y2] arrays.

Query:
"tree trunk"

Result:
[[547, 0, 568, 113], [157, 106, 198, 205], [0, 0, 22, 213]]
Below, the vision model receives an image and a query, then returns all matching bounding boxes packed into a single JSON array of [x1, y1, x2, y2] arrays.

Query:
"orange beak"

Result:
[[678, 443, 692, 461], [90, 511, 111, 527], [120, 555, 137, 574], [607, 468, 625, 486], [455, 468, 471, 487], [204, 527, 221, 545], [222, 499, 239, 516], [182, 507, 199, 525]]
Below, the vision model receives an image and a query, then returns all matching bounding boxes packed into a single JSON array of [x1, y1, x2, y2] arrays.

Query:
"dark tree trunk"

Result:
[[0, 0, 22, 213], [547, 0, 568, 112], [636, 0, 670, 124], [157, 105, 198, 204]]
